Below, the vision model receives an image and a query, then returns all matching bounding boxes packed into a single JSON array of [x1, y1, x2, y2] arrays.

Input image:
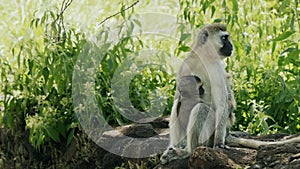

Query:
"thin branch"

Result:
[[60, 0, 73, 14], [97, 0, 140, 27], [59, 0, 73, 34]]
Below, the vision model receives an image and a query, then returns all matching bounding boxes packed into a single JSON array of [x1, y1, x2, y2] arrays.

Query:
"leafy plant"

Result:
[[86, 14, 176, 126], [1, 3, 85, 148], [1, 0, 299, 157]]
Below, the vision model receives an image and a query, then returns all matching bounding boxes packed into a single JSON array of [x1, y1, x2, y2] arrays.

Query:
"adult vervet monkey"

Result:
[[161, 23, 235, 163], [161, 23, 300, 164]]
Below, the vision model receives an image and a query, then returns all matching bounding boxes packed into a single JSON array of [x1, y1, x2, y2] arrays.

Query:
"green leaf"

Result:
[[180, 33, 191, 42], [42, 67, 49, 82], [121, 5, 126, 19], [67, 128, 75, 145], [17, 45, 23, 68], [36, 132, 44, 150], [211, 6, 216, 18], [272, 31, 296, 41], [133, 19, 141, 27], [50, 11, 56, 20], [178, 45, 191, 52], [35, 18, 40, 28], [232, 0, 238, 13], [46, 127, 60, 142], [214, 18, 223, 23], [57, 121, 66, 136], [28, 59, 34, 75]]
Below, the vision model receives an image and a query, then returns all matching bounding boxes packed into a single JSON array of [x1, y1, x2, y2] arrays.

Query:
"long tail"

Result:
[[226, 135, 300, 149]]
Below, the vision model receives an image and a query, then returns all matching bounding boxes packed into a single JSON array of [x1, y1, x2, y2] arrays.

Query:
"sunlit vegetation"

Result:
[[0, 0, 299, 168]]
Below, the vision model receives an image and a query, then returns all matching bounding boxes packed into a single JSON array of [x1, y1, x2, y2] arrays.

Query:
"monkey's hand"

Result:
[[160, 147, 189, 164]]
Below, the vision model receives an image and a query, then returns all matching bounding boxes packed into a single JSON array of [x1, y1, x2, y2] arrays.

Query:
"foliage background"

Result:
[[0, 0, 299, 168]]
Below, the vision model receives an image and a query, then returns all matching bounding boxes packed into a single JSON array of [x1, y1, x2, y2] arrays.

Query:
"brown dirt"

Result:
[[1, 117, 300, 169]]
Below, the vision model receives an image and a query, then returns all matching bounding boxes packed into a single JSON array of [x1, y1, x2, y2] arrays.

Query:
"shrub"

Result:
[[0, 7, 85, 148]]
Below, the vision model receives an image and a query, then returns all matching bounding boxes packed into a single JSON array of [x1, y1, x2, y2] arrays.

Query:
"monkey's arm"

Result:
[[169, 91, 182, 147], [161, 90, 187, 165]]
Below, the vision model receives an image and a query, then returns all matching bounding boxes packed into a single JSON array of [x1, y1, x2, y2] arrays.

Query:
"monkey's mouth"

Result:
[[220, 47, 233, 57]]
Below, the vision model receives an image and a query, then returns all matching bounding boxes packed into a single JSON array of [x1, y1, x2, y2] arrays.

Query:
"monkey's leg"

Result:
[[214, 109, 230, 148], [161, 99, 187, 164], [213, 75, 236, 148], [213, 83, 230, 148], [186, 103, 212, 153], [208, 69, 229, 148]]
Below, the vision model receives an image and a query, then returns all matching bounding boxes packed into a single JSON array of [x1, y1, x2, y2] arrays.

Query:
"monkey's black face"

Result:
[[219, 35, 233, 57]]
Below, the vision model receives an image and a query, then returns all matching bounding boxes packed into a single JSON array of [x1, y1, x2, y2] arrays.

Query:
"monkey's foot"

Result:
[[160, 147, 189, 164], [213, 144, 230, 149]]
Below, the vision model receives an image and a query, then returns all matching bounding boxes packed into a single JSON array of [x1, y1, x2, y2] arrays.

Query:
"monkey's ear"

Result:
[[199, 29, 209, 45]]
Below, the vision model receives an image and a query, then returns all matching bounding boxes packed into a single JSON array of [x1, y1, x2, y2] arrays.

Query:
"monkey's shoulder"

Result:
[[177, 75, 205, 97]]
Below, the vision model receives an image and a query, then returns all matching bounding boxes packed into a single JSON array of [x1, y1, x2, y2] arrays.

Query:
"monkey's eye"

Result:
[[221, 35, 229, 41]]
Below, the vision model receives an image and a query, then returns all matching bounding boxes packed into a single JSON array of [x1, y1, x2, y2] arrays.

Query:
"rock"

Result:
[[156, 133, 300, 169], [95, 117, 170, 168], [255, 143, 300, 169], [84, 117, 300, 168], [156, 146, 256, 169], [154, 158, 189, 169], [189, 146, 257, 169]]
